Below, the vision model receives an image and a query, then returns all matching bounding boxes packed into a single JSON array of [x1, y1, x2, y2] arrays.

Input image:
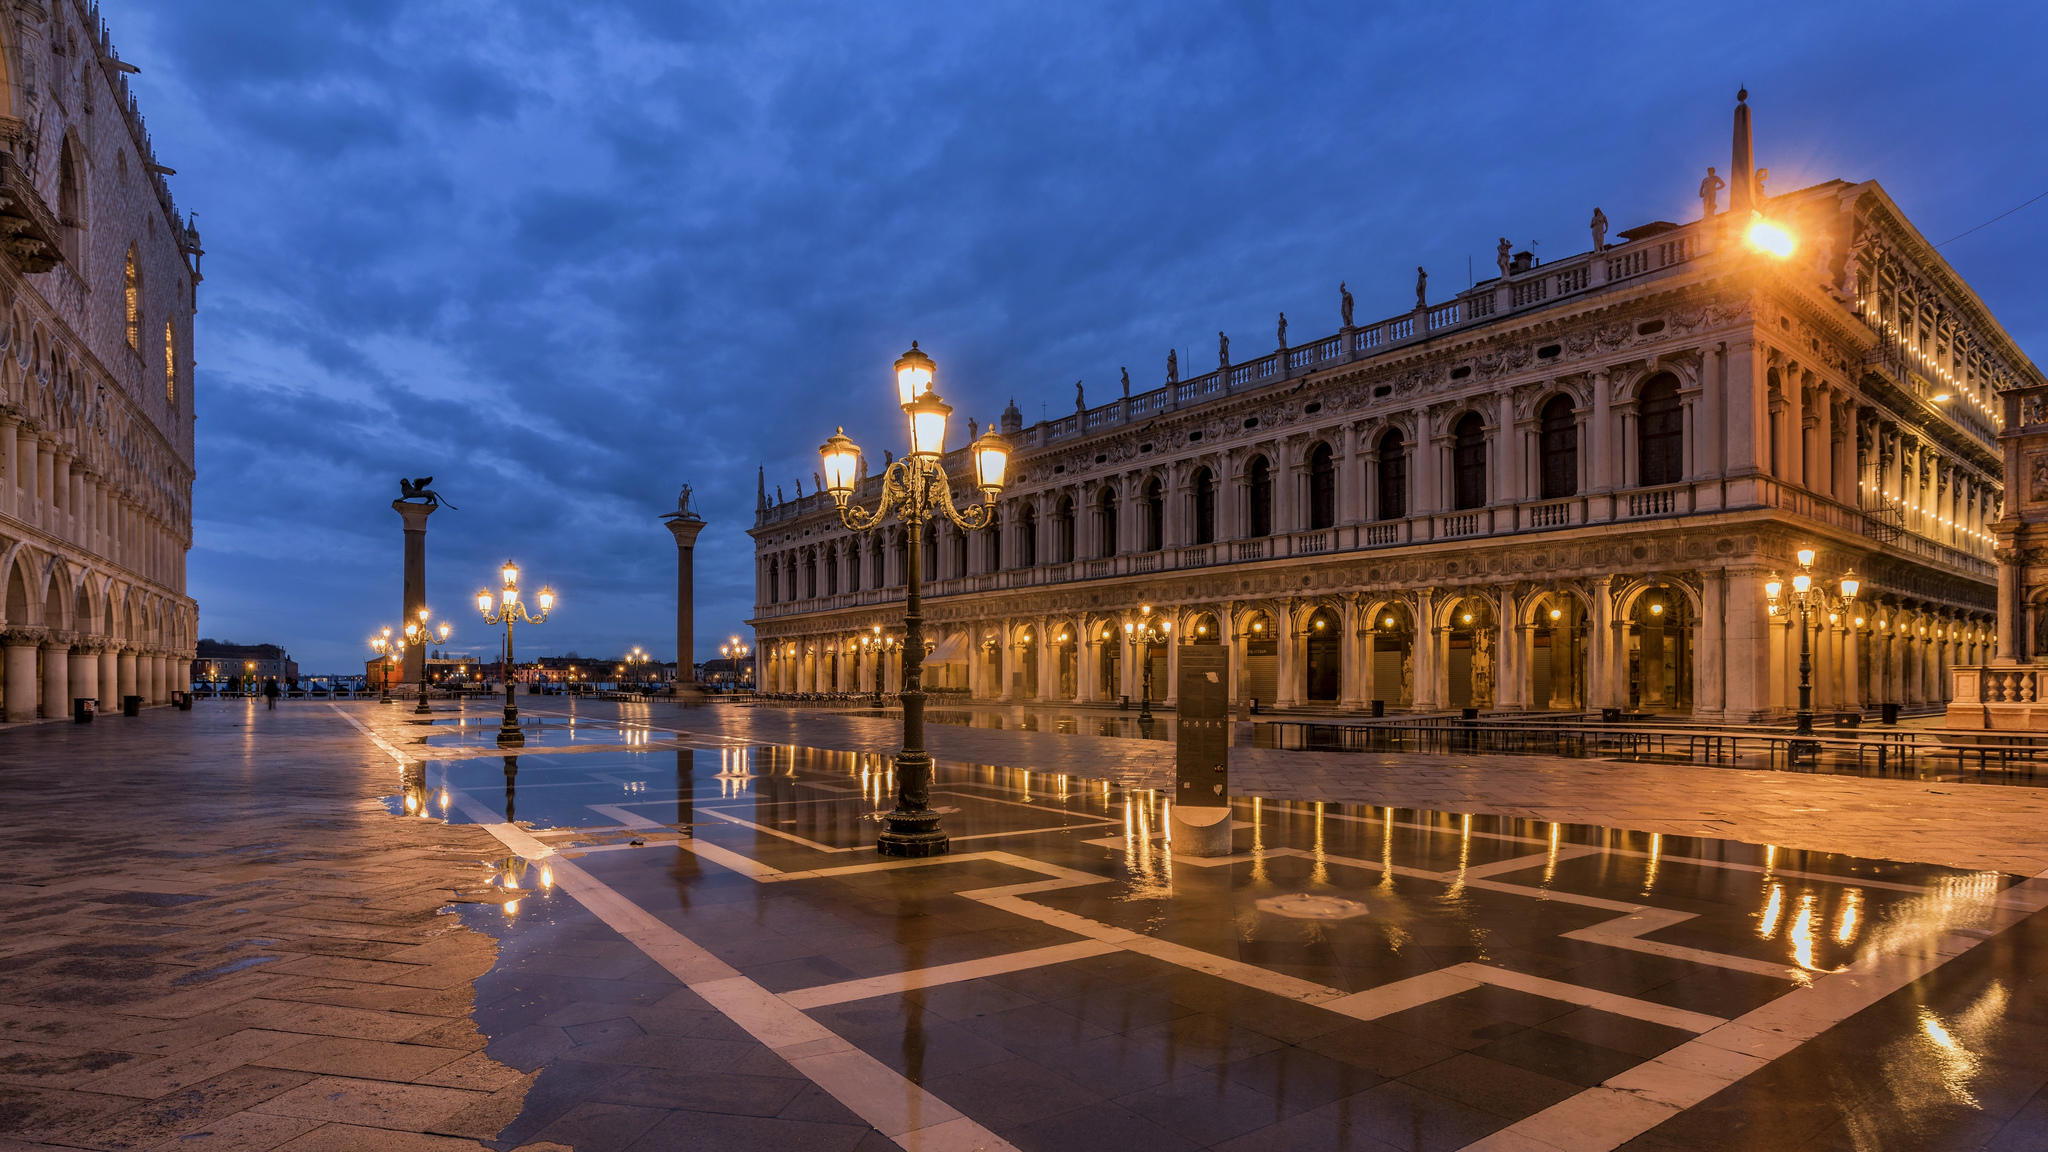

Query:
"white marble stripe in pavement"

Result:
[[781, 940, 1122, 1009], [332, 705, 1021, 1152], [1460, 870, 2048, 1152]]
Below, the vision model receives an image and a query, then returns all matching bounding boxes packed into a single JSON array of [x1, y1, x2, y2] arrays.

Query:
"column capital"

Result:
[[2, 627, 46, 647], [40, 633, 72, 651]]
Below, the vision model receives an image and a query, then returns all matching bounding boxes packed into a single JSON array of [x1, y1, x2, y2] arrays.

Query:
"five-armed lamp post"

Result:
[[1124, 604, 1172, 723], [719, 636, 751, 688], [1765, 548, 1858, 739], [404, 608, 453, 715], [859, 626, 898, 706], [819, 342, 1010, 857], [476, 562, 556, 747]]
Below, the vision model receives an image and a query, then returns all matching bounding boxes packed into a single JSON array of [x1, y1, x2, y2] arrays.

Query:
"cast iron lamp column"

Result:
[[1124, 604, 1172, 722], [476, 562, 556, 747], [818, 342, 1011, 857], [369, 630, 402, 704], [1765, 549, 1859, 738], [404, 608, 454, 714]]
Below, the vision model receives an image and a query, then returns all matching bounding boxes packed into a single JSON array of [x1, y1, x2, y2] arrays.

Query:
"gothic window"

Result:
[[124, 246, 140, 351], [1376, 430, 1408, 520], [57, 139, 83, 240], [1307, 442, 1336, 529], [1193, 467, 1217, 544], [1055, 496, 1075, 562], [1452, 413, 1487, 510], [1538, 394, 1578, 500], [1019, 503, 1039, 567], [164, 321, 176, 407], [1639, 374, 1684, 486], [1142, 478, 1163, 552], [1247, 455, 1273, 537]]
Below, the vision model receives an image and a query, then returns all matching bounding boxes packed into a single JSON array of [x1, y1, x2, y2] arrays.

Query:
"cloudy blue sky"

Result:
[[107, 0, 2047, 674]]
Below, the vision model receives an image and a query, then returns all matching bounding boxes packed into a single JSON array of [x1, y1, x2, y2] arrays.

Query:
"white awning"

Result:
[[928, 633, 969, 665]]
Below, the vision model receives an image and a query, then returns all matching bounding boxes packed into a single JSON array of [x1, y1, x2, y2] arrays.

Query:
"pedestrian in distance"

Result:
[[263, 677, 280, 710]]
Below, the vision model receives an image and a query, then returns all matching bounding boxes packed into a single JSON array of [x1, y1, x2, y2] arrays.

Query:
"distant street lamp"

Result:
[[818, 342, 1010, 857], [859, 626, 897, 706], [477, 561, 556, 747], [366, 634, 399, 703], [1765, 548, 1858, 739], [404, 608, 453, 715], [719, 636, 751, 688], [1124, 604, 1172, 722]]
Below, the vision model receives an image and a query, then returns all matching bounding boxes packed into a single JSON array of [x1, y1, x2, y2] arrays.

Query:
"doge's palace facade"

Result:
[[751, 100, 2033, 723], [0, 2, 198, 720]]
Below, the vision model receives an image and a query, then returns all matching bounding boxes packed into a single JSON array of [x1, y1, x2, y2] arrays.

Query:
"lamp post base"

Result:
[[415, 692, 433, 715], [497, 701, 524, 746], [877, 809, 949, 857]]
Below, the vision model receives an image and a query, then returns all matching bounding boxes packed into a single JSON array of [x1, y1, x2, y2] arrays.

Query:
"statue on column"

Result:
[[1590, 207, 1608, 253], [1414, 266, 1428, 310], [676, 484, 698, 518], [1699, 167, 1726, 216], [398, 476, 455, 509], [1340, 282, 1353, 328]]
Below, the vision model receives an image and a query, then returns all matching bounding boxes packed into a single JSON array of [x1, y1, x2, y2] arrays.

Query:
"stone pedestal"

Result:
[[394, 500, 436, 686], [663, 510, 706, 691], [1170, 805, 1233, 857]]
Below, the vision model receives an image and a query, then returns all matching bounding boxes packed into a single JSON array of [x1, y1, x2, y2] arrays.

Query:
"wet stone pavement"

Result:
[[3, 700, 2048, 1150]]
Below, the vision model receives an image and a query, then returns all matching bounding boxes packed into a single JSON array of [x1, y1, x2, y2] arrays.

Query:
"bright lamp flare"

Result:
[[971, 425, 1010, 496], [501, 561, 520, 587], [907, 393, 952, 457], [819, 428, 861, 502], [1747, 218, 1795, 258], [476, 589, 493, 614]]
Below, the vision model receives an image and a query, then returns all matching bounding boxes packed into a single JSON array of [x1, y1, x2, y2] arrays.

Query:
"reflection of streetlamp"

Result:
[[477, 561, 556, 747], [404, 608, 453, 715], [817, 342, 1010, 857], [1765, 548, 1858, 738], [1124, 604, 1172, 722]]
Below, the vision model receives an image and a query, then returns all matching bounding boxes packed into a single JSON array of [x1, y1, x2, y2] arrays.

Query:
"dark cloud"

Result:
[[97, 0, 2046, 670]]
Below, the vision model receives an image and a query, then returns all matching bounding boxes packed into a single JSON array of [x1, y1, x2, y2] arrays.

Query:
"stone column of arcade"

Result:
[[4, 630, 41, 722], [663, 494, 706, 696], [117, 648, 137, 703], [97, 646, 118, 709], [67, 645, 98, 709], [40, 637, 69, 719], [394, 499, 436, 690]]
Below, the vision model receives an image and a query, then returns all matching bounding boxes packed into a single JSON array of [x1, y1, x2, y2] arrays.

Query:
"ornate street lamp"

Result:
[[1765, 548, 1859, 739], [404, 608, 453, 715], [368, 630, 401, 704], [859, 626, 899, 706], [477, 561, 556, 746], [719, 636, 751, 687], [818, 342, 1009, 857], [1123, 604, 1172, 722]]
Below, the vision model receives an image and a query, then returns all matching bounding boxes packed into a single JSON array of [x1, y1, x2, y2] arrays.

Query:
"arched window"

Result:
[[949, 525, 967, 577], [1376, 430, 1408, 520], [1247, 456, 1273, 537], [786, 554, 798, 599], [1019, 504, 1039, 567], [1055, 496, 1075, 562], [893, 531, 908, 585], [1538, 395, 1578, 500], [1452, 413, 1487, 510], [124, 246, 141, 351], [1193, 467, 1217, 544], [1142, 478, 1163, 552], [766, 559, 779, 604], [923, 530, 940, 581], [163, 321, 176, 407], [1097, 486, 1119, 556], [804, 551, 817, 598], [1639, 374, 1684, 486], [57, 140, 83, 260], [846, 540, 861, 592], [1307, 442, 1336, 530], [986, 508, 1002, 571], [824, 545, 839, 595]]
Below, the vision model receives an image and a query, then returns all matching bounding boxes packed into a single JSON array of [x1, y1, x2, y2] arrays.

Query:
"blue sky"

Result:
[[108, 0, 2048, 673]]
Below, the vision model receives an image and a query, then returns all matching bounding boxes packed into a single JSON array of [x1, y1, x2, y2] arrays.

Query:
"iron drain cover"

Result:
[[1256, 893, 1368, 920]]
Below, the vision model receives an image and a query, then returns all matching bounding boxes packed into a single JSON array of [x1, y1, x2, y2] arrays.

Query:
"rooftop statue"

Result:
[[1699, 167, 1725, 216], [1340, 282, 1353, 328]]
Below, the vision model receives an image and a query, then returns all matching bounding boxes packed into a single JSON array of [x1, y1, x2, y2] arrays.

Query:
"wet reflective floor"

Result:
[[403, 720, 2048, 1152]]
